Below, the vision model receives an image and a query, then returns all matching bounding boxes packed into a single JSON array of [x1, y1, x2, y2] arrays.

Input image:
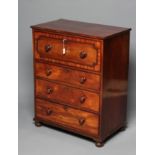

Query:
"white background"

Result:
[[0, 0, 18, 155]]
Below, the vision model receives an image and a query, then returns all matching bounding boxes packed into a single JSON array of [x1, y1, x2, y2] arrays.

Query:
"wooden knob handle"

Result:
[[80, 51, 87, 59], [46, 108, 53, 115], [79, 118, 85, 126], [45, 44, 52, 52], [80, 77, 87, 84], [80, 96, 86, 104], [47, 88, 53, 94], [46, 68, 52, 76]]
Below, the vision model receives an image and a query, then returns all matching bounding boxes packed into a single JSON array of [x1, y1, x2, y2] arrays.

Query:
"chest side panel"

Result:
[[101, 32, 130, 140]]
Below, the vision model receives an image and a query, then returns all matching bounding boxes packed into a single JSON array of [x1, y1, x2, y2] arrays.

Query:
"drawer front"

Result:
[[36, 98, 99, 135], [36, 79, 99, 113], [34, 32, 102, 71], [35, 62, 100, 91]]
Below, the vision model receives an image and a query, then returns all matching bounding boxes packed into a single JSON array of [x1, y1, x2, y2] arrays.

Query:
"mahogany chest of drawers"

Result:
[[31, 19, 131, 147]]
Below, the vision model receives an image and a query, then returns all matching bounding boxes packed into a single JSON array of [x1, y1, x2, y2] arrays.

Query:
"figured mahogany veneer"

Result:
[[34, 31, 101, 71], [31, 19, 131, 147], [36, 99, 99, 135], [35, 62, 100, 91], [36, 79, 99, 113]]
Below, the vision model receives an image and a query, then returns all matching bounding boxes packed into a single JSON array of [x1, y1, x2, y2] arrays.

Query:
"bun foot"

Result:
[[95, 141, 104, 147], [35, 121, 42, 127]]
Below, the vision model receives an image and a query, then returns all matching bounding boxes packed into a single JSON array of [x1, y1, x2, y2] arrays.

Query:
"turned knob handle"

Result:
[[79, 118, 85, 126], [80, 51, 87, 59], [80, 96, 86, 104], [80, 77, 87, 84], [46, 68, 52, 76], [47, 88, 53, 94], [45, 44, 52, 52], [46, 108, 53, 116]]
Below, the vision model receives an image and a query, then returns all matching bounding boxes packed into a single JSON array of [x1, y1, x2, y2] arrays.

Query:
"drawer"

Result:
[[36, 98, 99, 135], [35, 62, 100, 91], [36, 79, 99, 113], [34, 32, 101, 71]]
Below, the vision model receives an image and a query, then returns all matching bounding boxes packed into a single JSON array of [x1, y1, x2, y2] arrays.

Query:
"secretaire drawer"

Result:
[[34, 31, 102, 71], [36, 98, 99, 136], [35, 79, 100, 113], [35, 62, 100, 91]]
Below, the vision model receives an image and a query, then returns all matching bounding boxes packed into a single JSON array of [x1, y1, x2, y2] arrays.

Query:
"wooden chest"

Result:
[[31, 19, 131, 147]]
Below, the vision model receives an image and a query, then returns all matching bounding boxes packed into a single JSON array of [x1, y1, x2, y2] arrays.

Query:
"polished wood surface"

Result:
[[100, 32, 130, 140], [31, 19, 131, 147], [31, 19, 131, 39], [36, 79, 100, 113], [34, 31, 101, 71], [36, 33, 98, 66], [35, 62, 100, 91], [36, 99, 99, 135]]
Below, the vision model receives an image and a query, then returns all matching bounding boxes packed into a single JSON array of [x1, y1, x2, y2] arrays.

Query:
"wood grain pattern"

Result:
[[34, 31, 102, 71], [31, 19, 131, 147], [100, 32, 130, 141], [36, 36, 98, 66], [35, 62, 100, 91], [31, 19, 131, 39], [36, 98, 99, 135], [36, 79, 100, 113]]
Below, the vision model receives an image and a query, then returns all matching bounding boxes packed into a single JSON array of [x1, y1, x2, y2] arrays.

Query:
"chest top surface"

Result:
[[31, 19, 131, 39]]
